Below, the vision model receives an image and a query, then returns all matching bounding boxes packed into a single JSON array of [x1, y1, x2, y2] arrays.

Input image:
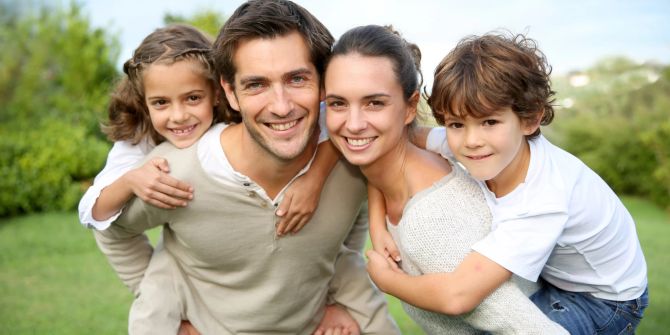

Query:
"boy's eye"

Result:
[[483, 119, 498, 126], [446, 122, 463, 129]]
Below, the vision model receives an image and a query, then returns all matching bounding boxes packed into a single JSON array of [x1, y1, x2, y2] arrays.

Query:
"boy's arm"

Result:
[[367, 185, 401, 262], [367, 249, 511, 315], [275, 140, 340, 235], [409, 126, 434, 149]]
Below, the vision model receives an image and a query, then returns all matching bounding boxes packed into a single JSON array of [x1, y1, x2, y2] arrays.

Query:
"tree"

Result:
[[0, 2, 118, 216]]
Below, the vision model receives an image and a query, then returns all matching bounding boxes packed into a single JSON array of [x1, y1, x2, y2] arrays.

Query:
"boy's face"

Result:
[[444, 107, 538, 196], [221, 31, 321, 162], [144, 59, 216, 148]]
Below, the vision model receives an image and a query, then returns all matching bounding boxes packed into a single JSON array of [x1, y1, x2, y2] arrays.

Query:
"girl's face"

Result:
[[143, 59, 216, 148], [325, 54, 416, 168], [443, 108, 538, 195]]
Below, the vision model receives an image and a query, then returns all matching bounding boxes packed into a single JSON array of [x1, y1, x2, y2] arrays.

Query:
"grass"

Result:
[[0, 196, 667, 334]]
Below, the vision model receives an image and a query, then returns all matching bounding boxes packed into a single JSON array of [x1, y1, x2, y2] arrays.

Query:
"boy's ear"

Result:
[[523, 109, 544, 135], [404, 91, 420, 125], [220, 78, 240, 112]]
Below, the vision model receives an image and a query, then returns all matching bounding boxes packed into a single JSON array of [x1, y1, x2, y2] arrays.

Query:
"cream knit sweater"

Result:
[[387, 164, 567, 335]]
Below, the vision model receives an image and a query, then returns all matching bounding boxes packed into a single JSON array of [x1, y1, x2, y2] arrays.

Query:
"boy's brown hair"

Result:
[[428, 32, 555, 138]]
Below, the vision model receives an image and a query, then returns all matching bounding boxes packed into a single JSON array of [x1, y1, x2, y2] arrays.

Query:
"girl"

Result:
[[79, 25, 332, 237], [82, 23, 352, 334], [325, 25, 566, 334], [371, 32, 649, 334]]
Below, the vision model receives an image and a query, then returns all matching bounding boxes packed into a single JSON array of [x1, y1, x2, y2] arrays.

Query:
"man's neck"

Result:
[[220, 123, 317, 198]]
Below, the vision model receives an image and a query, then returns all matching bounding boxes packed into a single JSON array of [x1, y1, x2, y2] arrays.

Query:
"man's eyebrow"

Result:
[[283, 68, 314, 79]]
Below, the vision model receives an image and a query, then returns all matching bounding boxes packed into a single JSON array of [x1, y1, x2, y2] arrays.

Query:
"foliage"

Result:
[[0, 2, 118, 216], [164, 9, 226, 37], [0, 120, 109, 216], [550, 57, 670, 209]]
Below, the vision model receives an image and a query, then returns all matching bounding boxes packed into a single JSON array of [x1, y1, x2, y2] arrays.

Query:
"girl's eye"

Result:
[[151, 99, 168, 108], [187, 95, 202, 103]]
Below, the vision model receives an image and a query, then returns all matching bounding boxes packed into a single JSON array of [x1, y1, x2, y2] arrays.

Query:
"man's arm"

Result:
[[93, 197, 159, 295]]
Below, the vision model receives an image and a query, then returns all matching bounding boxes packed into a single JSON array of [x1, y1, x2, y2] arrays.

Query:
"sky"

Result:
[[79, 0, 669, 87]]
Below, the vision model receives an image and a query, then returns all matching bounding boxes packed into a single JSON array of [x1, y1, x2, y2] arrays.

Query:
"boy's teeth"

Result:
[[347, 138, 373, 146], [269, 120, 297, 131]]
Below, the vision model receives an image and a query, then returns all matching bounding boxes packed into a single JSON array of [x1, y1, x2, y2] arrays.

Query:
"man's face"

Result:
[[222, 31, 321, 162]]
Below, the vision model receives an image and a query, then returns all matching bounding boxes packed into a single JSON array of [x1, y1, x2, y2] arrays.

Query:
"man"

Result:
[[94, 1, 399, 334]]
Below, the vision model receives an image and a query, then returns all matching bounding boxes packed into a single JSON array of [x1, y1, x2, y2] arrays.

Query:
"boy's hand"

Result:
[[275, 174, 321, 236], [125, 157, 193, 209], [312, 304, 360, 335], [370, 228, 401, 265], [365, 249, 404, 292]]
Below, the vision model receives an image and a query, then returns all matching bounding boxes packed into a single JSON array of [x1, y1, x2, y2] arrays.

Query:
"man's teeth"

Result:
[[269, 120, 297, 131], [347, 138, 373, 146]]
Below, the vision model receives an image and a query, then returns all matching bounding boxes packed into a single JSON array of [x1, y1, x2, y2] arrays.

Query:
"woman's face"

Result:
[[325, 53, 416, 167]]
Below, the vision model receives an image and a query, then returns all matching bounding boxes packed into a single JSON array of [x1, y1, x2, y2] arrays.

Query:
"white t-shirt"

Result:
[[78, 107, 329, 230], [426, 127, 648, 301]]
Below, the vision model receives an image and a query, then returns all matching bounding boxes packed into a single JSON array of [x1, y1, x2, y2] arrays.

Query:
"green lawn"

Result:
[[0, 196, 667, 334]]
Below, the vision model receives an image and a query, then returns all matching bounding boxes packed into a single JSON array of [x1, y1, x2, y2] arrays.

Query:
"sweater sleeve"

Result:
[[93, 196, 163, 296]]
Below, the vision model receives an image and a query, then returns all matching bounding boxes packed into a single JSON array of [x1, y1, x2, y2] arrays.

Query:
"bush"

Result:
[[551, 58, 670, 209], [0, 120, 110, 217]]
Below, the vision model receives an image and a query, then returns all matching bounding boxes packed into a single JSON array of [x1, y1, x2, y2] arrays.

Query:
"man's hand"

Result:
[[312, 304, 360, 335]]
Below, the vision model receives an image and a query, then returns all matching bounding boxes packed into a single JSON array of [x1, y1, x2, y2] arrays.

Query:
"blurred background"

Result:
[[0, 0, 668, 334]]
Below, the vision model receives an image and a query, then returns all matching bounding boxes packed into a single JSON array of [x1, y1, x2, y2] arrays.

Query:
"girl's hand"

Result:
[[312, 304, 360, 335], [124, 157, 193, 209], [275, 173, 321, 236]]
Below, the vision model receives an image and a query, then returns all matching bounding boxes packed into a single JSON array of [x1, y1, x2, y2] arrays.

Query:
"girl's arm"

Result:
[[368, 185, 401, 262], [79, 140, 193, 230], [92, 157, 193, 221], [367, 249, 510, 315], [275, 140, 340, 235]]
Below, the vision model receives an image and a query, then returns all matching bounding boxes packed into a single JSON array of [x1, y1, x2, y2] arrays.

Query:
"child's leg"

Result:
[[128, 241, 183, 335], [530, 280, 648, 335]]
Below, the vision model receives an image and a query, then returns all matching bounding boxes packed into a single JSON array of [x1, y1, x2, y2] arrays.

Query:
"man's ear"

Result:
[[221, 77, 240, 111], [523, 109, 544, 136], [404, 91, 420, 125]]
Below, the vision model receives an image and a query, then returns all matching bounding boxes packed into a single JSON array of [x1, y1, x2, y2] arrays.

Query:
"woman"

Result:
[[324, 24, 566, 334]]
